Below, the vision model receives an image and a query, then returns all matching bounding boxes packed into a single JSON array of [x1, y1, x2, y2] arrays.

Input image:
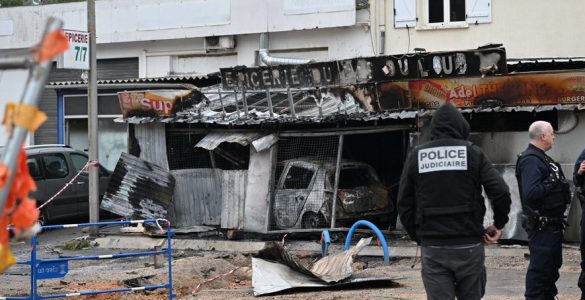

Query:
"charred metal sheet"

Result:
[[134, 123, 169, 170], [310, 237, 372, 282], [252, 134, 278, 152], [252, 257, 329, 295], [101, 153, 175, 220], [171, 169, 222, 227], [253, 237, 398, 296], [221, 170, 248, 229], [195, 132, 263, 150], [252, 258, 398, 296], [256, 237, 372, 283], [117, 84, 380, 125], [116, 82, 584, 126]]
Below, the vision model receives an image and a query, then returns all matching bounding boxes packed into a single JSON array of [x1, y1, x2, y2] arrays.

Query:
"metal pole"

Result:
[[241, 90, 249, 117], [265, 89, 274, 117], [31, 234, 38, 299], [233, 91, 241, 118], [330, 134, 343, 228], [209, 150, 216, 169], [287, 87, 296, 118], [87, 0, 100, 234], [217, 86, 226, 118], [0, 18, 63, 211]]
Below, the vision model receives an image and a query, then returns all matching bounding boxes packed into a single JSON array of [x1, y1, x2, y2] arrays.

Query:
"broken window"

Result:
[[283, 166, 315, 189], [335, 167, 378, 189]]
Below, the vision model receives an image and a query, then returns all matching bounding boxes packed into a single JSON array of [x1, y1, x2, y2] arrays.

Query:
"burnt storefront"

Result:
[[113, 45, 585, 240]]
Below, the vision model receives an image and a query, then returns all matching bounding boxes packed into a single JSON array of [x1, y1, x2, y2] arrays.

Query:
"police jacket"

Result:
[[397, 104, 511, 246], [574, 149, 585, 196], [516, 144, 571, 218]]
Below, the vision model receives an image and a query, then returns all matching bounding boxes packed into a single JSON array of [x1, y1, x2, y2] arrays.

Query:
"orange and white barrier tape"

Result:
[[37, 160, 99, 211]]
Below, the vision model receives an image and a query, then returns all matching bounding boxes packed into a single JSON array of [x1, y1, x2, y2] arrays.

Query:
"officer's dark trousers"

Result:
[[421, 244, 485, 300], [579, 203, 585, 298], [525, 227, 563, 300]]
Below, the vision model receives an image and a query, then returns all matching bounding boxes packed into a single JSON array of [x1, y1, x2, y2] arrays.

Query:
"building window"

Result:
[[63, 94, 127, 170], [428, 0, 465, 24], [394, 0, 492, 29]]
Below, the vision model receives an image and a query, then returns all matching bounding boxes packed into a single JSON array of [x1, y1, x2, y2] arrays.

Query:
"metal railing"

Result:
[[2, 219, 175, 300]]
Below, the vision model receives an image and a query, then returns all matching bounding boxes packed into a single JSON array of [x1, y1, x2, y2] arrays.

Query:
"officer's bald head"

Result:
[[528, 121, 551, 141], [528, 121, 555, 151]]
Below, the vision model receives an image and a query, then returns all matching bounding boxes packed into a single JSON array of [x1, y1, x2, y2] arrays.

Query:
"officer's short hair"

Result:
[[528, 121, 548, 140]]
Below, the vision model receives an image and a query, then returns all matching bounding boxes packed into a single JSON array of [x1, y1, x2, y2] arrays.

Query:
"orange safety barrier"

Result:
[[0, 147, 40, 272]]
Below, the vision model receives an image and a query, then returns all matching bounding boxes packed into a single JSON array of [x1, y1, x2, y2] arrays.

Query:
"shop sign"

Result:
[[378, 70, 585, 109], [118, 89, 202, 118], [220, 47, 507, 90]]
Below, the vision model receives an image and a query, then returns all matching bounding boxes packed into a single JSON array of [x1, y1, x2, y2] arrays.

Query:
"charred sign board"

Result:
[[220, 46, 507, 90], [101, 153, 175, 220], [118, 89, 204, 118], [378, 70, 585, 109]]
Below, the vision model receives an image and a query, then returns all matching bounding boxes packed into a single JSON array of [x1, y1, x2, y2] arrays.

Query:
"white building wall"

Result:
[[0, 0, 356, 48], [383, 0, 585, 59], [0, 0, 373, 78], [0, 70, 31, 147]]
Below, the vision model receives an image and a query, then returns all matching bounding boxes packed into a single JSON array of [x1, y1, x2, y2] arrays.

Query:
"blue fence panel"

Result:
[[2, 219, 175, 300]]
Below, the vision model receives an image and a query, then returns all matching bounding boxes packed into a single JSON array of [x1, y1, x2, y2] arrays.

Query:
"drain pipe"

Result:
[[258, 32, 313, 66]]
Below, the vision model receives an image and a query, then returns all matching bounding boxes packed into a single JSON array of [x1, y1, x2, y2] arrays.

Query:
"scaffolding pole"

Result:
[[0, 18, 64, 212]]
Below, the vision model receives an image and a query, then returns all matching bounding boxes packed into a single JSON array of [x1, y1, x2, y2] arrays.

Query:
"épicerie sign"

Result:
[[220, 46, 507, 90]]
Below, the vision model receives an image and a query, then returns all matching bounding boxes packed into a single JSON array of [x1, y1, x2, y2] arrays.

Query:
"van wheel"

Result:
[[301, 212, 326, 229]]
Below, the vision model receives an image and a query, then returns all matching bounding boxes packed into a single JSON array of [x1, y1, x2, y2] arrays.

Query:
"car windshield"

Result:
[[334, 167, 378, 189]]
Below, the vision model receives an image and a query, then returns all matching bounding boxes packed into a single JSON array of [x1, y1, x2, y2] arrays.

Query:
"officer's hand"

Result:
[[483, 225, 502, 244], [579, 161, 585, 176]]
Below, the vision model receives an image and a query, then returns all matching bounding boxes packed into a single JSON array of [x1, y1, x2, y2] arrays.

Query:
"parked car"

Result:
[[1, 145, 112, 224], [273, 157, 394, 229]]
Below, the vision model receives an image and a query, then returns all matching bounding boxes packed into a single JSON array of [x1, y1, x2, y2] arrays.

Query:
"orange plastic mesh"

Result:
[[33, 29, 69, 63], [0, 147, 40, 272]]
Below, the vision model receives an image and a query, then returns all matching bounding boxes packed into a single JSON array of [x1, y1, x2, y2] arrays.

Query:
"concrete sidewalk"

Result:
[[95, 234, 535, 258]]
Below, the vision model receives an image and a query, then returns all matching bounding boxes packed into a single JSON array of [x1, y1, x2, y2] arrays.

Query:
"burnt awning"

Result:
[[118, 103, 584, 125], [194, 132, 279, 152]]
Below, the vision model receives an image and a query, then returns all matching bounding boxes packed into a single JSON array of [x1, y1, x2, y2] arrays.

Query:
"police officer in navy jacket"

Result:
[[398, 103, 511, 300], [516, 120, 571, 300]]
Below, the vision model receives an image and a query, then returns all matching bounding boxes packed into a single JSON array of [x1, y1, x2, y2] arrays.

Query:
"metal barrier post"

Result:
[[167, 221, 174, 299], [31, 235, 38, 300], [344, 220, 390, 265]]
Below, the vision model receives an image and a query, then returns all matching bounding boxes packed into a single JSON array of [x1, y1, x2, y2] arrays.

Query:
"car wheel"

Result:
[[301, 212, 326, 229], [36, 202, 50, 226], [37, 209, 49, 226]]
